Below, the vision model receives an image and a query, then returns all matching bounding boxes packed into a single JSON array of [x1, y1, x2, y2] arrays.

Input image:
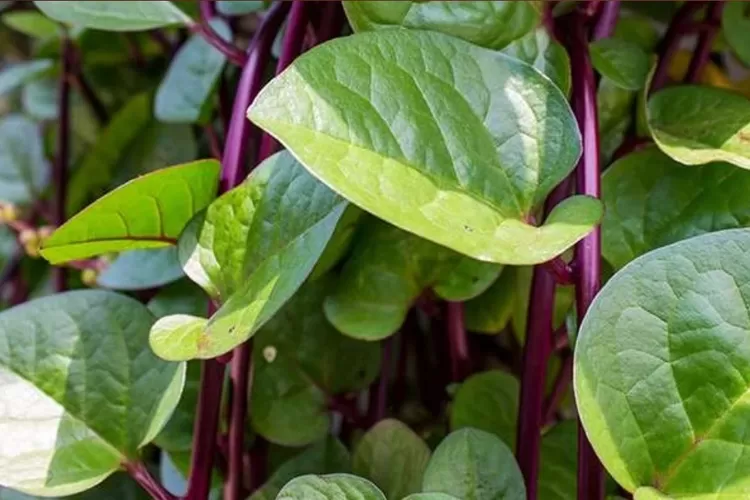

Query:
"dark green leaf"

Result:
[[403, 495, 461, 500], [249, 29, 601, 266], [464, 267, 515, 334], [0, 115, 49, 205], [309, 205, 363, 280], [277, 474, 386, 500], [97, 247, 184, 290], [722, 2, 750, 67], [147, 279, 206, 318], [0, 60, 52, 96], [501, 28, 570, 94], [597, 78, 635, 165], [589, 39, 651, 91], [353, 419, 431, 499], [153, 361, 200, 453], [538, 421, 577, 500], [575, 229, 750, 497], [41, 159, 220, 264], [0, 291, 185, 496], [34, 1, 191, 31]]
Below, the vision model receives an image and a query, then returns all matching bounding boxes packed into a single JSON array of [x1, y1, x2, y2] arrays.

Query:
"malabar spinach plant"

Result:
[[0, 1, 748, 500]]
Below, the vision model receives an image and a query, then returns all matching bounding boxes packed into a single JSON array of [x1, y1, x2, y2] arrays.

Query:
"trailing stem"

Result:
[[125, 462, 176, 500], [650, 2, 706, 93], [53, 36, 73, 293], [685, 2, 724, 84], [446, 301, 471, 382], [194, 1, 247, 67]]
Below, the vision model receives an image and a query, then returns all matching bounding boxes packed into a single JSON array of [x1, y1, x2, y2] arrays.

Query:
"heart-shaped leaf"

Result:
[[589, 39, 651, 91], [250, 277, 381, 446], [325, 218, 500, 340], [575, 229, 750, 498], [647, 85, 750, 169], [34, 1, 191, 31], [0, 59, 52, 96], [450, 371, 519, 448], [0, 291, 185, 497], [277, 474, 386, 500], [248, 29, 601, 266], [501, 28, 570, 94], [722, 2, 750, 68], [422, 428, 525, 500], [41, 159, 220, 264], [251, 438, 351, 500], [0, 114, 49, 205], [151, 151, 347, 360], [602, 147, 750, 270], [155, 19, 231, 124], [353, 419, 431, 499], [343, 1, 539, 49], [97, 248, 184, 290]]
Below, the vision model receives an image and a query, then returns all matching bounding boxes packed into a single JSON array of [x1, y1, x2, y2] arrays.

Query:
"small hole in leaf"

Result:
[[263, 346, 277, 363]]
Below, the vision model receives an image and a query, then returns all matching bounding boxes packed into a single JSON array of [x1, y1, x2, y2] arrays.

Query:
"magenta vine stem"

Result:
[[446, 301, 471, 382], [193, 1, 247, 67], [257, 1, 310, 162], [684, 2, 724, 84], [53, 36, 72, 293], [226, 343, 253, 500], [650, 1, 706, 93], [565, 11, 605, 500], [124, 461, 176, 500], [592, 0, 620, 41]]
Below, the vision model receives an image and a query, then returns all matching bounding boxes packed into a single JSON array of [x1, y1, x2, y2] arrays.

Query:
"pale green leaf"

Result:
[[325, 218, 500, 340], [647, 85, 750, 169], [277, 474, 386, 500], [575, 229, 750, 497], [0, 60, 52, 96], [0, 115, 49, 205], [41, 159, 220, 264], [2, 12, 60, 39], [353, 419, 431, 499], [22, 77, 58, 120], [590, 39, 651, 91], [97, 247, 184, 290], [422, 428, 525, 500], [34, 1, 191, 31], [216, 1, 265, 16], [248, 29, 601, 266], [343, 1, 539, 49], [501, 28, 571, 94], [0, 291, 185, 497], [450, 371, 519, 448]]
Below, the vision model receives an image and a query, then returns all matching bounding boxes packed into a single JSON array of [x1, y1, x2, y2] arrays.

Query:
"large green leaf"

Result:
[[722, 2, 750, 68], [155, 19, 231, 124], [602, 147, 750, 270], [422, 428, 525, 500], [575, 229, 750, 498], [248, 29, 600, 266], [97, 248, 184, 290], [0, 115, 49, 205], [589, 39, 651, 91], [277, 474, 386, 500], [251, 438, 351, 500], [41, 159, 220, 264], [353, 419, 431, 499], [250, 277, 380, 446], [450, 371, 519, 448], [2, 12, 60, 39], [647, 85, 750, 169], [0, 60, 52, 96], [325, 218, 500, 340], [0, 291, 185, 496], [501, 28, 570, 94], [151, 152, 347, 360], [538, 421, 577, 500], [34, 1, 191, 31], [343, 1, 538, 49]]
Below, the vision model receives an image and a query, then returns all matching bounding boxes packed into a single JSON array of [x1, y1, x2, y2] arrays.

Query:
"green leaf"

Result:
[[422, 428, 526, 500], [538, 421, 577, 500], [589, 39, 651, 91], [41, 159, 220, 264], [310, 205, 363, 281], [216, 1, 265, 16], [0, 60, 52, 96], [450, 371, 519, 448], [97, 247, 184, 290], [353, 419, 431, 499], [34, 1, 191, 31], [155, 19, 231, 124], [343, 1, 539, 49], [249, 30, 600, 265], [501, 28, 571, 94], [575, 229, 750, 497], [613, 14, 659, 51], [0, 115, 49, 206], [325, 218, 500, 340], [153, 361, 201, 453], [602, 147, 750, 270], [277, 474, 386, 500], [147, 279, 206, 318], [464, 267, 516, 334], [598, 78, 635, 165], [151, 151, 347, 360], [2, 12, 60, 39], [403, 495, 461, 500], [250, 276, 380, 446], [251, 438, 351, 500], [22, 77, 58, 120], [647, 85, 750, 169], [722, 2, 750, 67], [0, 291, 185, 496], [0, 473, 150, 500]]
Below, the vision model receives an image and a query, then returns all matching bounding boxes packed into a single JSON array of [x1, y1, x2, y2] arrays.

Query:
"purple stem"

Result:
[[53, 37, 72, 293], [592, 0, 620, 41], [566, 13, 605, 500], [446, 301, 471, 382], [226, 343, 253, 500], [650, 2, 706, 93], [316, 1, 345, 43], [257, 1, 310, 162], [68, 49, 107, 125], [194, 0, 248, 67], [124, 462, 176, 500], [542, 353, 573, 425], [371, 336, 394, 424], [684, 2, 724, 83]]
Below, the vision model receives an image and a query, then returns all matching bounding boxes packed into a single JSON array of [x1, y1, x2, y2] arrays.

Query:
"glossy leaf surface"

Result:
[[589, 39, 650, 91], [501, 28, 570, 94], [34, 1, 191, 31], [277, 474, 386, 500]]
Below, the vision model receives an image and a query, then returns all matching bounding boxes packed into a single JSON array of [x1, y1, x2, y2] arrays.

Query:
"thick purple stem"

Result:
[[592, 0, 620, 40], [650, 2, 706, 93], [124, 461, 176, 500], [257, 1, 310, 162], [446, 301, 470, 382], [226, 343, 253, 500], [566, 13, 605, 500], [194, 0, 248, 67], [53, 37, 72, 292], [685, 2, 724, 83]]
